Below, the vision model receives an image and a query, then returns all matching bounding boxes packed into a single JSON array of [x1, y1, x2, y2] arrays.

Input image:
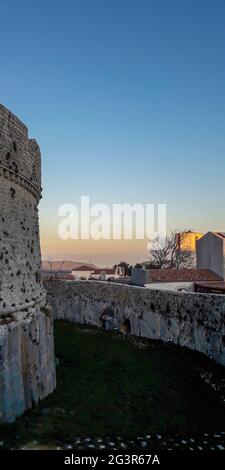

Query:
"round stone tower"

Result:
[[0, 104, 56, 422]]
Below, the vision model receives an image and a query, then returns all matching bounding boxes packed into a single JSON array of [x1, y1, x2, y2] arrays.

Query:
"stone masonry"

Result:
[[46, 280, 225, 366], [0, 104, 56, 422]]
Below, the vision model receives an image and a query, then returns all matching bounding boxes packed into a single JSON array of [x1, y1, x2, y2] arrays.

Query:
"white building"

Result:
[[71, 265, 95, 280], [197, 232, 225, 280], [71, 265, 125, 280]]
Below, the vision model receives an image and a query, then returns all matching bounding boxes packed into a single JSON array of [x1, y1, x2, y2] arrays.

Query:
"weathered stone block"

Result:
[[0, 105, 56, 422]]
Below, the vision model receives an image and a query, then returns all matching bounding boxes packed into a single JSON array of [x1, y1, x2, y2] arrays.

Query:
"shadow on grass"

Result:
[[0, 320, 225, 448]]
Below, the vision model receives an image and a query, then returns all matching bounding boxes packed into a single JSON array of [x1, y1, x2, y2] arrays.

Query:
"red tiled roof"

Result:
[[195, 281, 225, 294], [148, 269, 223, 283], [216, 232, 225, 239], [72, 265, 115, 274], [72, 265, 95, 272]]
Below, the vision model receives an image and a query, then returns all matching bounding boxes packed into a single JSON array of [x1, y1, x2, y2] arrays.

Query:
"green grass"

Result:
[[0, 320, 225, 448]]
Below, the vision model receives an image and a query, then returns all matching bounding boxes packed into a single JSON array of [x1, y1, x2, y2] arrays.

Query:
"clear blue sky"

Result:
[[0, 0, 225, 263]]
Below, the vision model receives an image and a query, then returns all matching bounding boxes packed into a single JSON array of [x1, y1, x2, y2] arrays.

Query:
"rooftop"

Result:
[[148, 269, 223, 283], [72, 265, 96, 272], [195, 281, 225, 294], [215, 232, 225, 239]]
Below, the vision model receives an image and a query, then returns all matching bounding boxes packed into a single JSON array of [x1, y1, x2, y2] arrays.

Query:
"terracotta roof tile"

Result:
[[195, 281, 225, 293], [148, 269, 222, 283], [72, 265, 95, 272]]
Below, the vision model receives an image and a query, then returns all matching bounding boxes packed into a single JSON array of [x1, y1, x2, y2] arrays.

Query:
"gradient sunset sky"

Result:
[[1, 0, 225, 265]]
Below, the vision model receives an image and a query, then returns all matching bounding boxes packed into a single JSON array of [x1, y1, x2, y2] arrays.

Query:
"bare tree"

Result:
[[46, 258, 66, 278], [168, 231, 194, 269], [149, 230, 195, 269], [149, 236, 171, 269], [48, 258, 54, 275], [56, 260, 65, 277]]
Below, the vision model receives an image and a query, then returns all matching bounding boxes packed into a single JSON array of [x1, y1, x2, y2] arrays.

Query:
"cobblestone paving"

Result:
[[20, 432, 225, 451]]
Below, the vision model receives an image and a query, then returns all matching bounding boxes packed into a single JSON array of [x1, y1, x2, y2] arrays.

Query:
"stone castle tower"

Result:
[[0, 104, 56, 422]]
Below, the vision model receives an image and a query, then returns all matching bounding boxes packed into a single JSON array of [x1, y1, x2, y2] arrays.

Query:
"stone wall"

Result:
[[131, 267, 149, 286], [0, 105, 43, 309], [0, 104, 41, 192], [46, 280, 225, 366], [0, 105, 56, 422], [0, 300, 55, 422]]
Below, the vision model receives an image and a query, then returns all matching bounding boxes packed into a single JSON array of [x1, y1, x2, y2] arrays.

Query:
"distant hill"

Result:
[[41, 260, 97, 272]]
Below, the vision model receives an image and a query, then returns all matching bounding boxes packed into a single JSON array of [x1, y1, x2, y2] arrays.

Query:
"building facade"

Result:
[[197, 232, 225, 280], [176, 231, 204, 252], [72, 265, 125, 280]]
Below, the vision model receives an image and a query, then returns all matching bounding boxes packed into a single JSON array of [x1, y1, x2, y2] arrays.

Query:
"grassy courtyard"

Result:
[[0, 320, 225, 449]]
